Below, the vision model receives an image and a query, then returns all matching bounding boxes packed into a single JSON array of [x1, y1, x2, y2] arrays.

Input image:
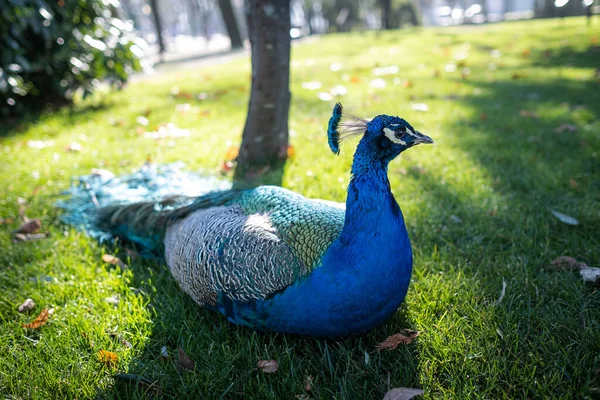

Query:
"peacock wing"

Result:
[[233, 186, 346, 269], [164, 186, 345, 307]]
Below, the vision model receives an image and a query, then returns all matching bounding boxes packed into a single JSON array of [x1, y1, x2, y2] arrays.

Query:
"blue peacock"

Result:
[[61, 103, 433, 337]]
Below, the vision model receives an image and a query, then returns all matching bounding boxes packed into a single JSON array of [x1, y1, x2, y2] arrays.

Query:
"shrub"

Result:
[[0, 0, 144, 116]]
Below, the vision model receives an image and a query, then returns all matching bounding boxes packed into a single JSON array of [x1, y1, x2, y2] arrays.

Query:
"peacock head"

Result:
[[327, 102, 433, 162]]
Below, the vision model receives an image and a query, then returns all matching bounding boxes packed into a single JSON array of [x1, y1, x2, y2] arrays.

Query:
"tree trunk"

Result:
[[233, 0, 291, 186], [149, 0, 166, 56], [218, 0, 244, 49], [380, 0, 392, 29]]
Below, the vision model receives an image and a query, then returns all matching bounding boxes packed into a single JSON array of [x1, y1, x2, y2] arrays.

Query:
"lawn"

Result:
[[1, 17, 599, 399]]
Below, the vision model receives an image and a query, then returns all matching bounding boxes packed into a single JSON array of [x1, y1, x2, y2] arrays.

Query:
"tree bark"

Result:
[[218, 0, 244, 49], [149, 0, 165, 56], [233, 0, 291, 186], [380, 0, 392, 29]]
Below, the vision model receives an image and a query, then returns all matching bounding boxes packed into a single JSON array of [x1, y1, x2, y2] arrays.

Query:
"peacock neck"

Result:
[[339, 139, 401, 243]]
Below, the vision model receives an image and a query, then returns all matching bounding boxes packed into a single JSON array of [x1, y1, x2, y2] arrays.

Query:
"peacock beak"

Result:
[[414, 131, 434, 144]]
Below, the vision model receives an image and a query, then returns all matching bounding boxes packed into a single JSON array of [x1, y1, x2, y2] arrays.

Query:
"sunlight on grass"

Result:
[[1, 17, 599, 399]]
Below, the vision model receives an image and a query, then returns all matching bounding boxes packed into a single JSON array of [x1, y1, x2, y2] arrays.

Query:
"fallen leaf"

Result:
[[519, 110, 539, 118], [370, 79, 387, 89], [102, 254, 127, 270], [383, 387, 424, 400], [178, 348, 195, 371], [305, 375, 313, 391], [373, 65, 399, 76], [98, 350, 118, 368], [257, 359, 278, 373], [135, 115, 150, 126], [0, 218, 15, 225], [376, 330, 421, 350], [220, 160, 235, 174], [550, 210, 579, 225], [301, 81, 322, 90], [318, 92, 334, 101], [104, 295, 120, 305], [17, 298, 36, 313], [27, 140, 55, 149], [580, 268, 600, 285], [143, 123, 190, 139], [224, 146, 239, 161], [12, 233, 49, 243], [160, 346, 169, 360], [547, 256, 588, 271], [402, 80, 413, 88], [555, 123, 577, 133], [14, 219, 41, 234], [66, 142, 83, 152], [287, 145, 296, 158], [22, 308, 54, 329], [411, 103, 429, 112], [330, 85, 348, 97]]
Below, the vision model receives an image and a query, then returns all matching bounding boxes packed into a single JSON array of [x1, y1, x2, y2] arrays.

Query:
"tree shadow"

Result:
[[0, 101, 113, 140], [530, 43, 600, 70]]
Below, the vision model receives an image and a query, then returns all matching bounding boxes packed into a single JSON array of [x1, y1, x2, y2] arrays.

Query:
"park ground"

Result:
[[1, 17, 599, 399]]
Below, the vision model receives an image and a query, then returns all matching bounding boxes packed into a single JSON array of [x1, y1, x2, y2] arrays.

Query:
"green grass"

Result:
[[1, 17, 600, 399]]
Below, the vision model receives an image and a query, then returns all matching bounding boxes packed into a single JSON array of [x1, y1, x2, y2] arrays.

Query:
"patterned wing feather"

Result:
[[233, 186, 345, 269], [164, 186, 345, 305]]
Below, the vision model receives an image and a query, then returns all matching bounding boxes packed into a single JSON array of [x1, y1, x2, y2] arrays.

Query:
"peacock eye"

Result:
[[394, 127, 406, 139]]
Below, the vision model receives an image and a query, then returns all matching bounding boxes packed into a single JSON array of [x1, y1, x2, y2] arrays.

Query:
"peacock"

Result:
[[60, 103, 433, 337]]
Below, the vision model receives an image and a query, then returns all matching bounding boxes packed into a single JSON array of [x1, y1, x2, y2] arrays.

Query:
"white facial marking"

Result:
[[383, 127, 406, 145], [405, 127, 417, 137]]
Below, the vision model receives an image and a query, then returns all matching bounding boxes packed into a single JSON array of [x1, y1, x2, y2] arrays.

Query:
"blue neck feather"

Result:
[[227, 136, 413, 337]]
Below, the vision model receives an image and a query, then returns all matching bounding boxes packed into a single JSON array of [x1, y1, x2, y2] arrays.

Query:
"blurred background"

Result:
[[1, 0, 598, 118]]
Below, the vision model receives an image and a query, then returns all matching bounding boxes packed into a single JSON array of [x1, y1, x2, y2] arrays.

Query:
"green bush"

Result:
[[0, 0, 144, 116]]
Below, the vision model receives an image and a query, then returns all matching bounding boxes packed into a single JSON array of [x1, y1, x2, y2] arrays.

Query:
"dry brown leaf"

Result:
[[178, 348, 196, 371], [22, 308, 54, 329], [519, 110, 539, 118], [0, 217, 15, 225], [102, 254, 127, 270], [383, 387, 424, 400], [97, 350, 118, 368], [287, 145, 296, 158], [224, 146, 239, 161], [257, 359, 278, 373], [14, 219, 41, 234], [305, 375, 313, 391], [376, 330, 422, 350], [17, 298, 36, 313], [220, 160, 235, 174], [547, 256, 588, 271], [402, 80, 414, 88]]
